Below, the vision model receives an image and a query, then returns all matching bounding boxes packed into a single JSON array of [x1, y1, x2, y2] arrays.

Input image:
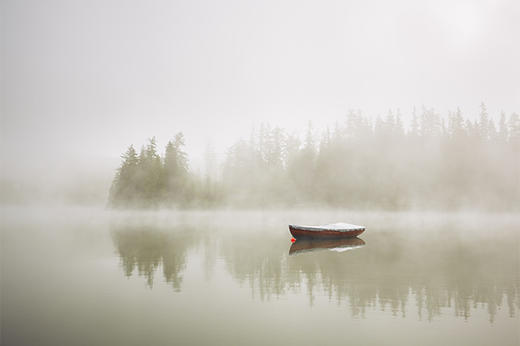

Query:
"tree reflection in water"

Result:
[[111, 221, 519, 323], [111, 225, 197, 291], [218, 227, 519, 323]]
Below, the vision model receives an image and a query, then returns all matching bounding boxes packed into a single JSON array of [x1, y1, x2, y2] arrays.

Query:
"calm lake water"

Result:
[[1, 207, 519, 346]]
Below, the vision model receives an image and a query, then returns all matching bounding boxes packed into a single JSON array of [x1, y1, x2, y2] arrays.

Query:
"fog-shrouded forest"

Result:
[[109, 104, 520, 211]]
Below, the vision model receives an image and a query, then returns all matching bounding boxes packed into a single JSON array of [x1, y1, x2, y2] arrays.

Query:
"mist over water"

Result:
[[1, 208, 519, 346]]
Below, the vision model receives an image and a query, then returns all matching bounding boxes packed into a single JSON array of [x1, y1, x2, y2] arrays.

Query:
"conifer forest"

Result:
[[110, 105, 520, 210]]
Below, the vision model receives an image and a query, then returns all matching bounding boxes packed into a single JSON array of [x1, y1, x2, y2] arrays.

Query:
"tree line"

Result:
[[109, 133, 219, 208], [109, 104, 520, 210]]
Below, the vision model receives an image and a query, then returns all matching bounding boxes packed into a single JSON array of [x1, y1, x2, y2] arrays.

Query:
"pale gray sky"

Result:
[[1, 0, 519, 178]]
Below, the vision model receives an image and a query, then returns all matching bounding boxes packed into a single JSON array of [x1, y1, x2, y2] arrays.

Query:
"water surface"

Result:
[[1, 207, 519, 345]]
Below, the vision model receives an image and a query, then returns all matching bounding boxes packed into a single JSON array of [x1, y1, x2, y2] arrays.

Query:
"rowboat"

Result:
[[289, 223, 365, 239], [289, 237, 365, 255]]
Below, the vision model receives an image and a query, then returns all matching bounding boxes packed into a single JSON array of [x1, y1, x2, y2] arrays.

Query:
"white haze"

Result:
[[1, 0, 519, 203]]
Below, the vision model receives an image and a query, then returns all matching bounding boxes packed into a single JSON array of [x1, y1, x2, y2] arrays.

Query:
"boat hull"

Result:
[[289, 225, 365, 239]]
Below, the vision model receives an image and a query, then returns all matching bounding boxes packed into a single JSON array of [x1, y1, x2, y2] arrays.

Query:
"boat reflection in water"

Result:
[[289, 237, 365, 255]]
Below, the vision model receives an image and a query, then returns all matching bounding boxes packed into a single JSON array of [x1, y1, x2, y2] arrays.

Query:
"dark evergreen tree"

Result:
[[136, 137, 163, 206], [164, 132, 189, 204], [109, 145, 139, 207]]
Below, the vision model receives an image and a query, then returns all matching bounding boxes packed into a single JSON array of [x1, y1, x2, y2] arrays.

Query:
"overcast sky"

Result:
[[1, 0, 519, 177]]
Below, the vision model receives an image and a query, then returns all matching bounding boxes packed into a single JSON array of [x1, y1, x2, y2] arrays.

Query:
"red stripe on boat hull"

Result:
[[289, 226, 365, 239]]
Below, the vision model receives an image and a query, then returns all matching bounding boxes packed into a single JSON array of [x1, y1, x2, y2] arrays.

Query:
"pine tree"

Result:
[[498, 111, 509, 143], [478, 102, 490, 140], [164, 133, 189, 204], [450, 108, 465, 139], [395, 109, 404, 137], [410, 107, 419, 137], [265, 127, 284, 170], [109, 145, 139, 206], [136, 137, 163, 206], [509, 113, 520, 151], [488, 119, 498, 142]]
